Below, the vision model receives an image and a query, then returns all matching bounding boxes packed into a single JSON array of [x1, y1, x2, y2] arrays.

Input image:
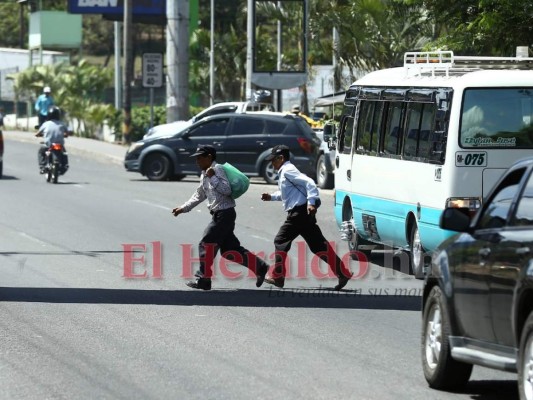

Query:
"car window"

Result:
[[188, 118, 229, 137], [202, 106, 238, 119], [232, 117, 265, 136], [265, 119, 287, 134], [511, 170, 533, 226], [477, 168, 525, 229], [193, 106, 239, 123]]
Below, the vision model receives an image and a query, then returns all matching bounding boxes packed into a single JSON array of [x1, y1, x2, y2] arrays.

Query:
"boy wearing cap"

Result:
[[35, 86, 54, 128], [261, 145, 353, 290], [172, 144, 269, 290]]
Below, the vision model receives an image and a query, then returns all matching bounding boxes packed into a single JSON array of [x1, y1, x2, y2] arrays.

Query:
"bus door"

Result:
[[335, 111, 356, 195]]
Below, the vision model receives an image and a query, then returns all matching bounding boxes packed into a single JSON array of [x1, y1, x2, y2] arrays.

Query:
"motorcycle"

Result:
[[42, 142, 68, 184]]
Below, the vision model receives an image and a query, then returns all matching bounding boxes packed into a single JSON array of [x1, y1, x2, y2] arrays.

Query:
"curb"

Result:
[[3, 129, 127, 167]]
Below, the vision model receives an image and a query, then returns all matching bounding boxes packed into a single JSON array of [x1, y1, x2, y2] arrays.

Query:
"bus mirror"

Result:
[[324, 122, 337, 150], [328, 138, 337, 151]]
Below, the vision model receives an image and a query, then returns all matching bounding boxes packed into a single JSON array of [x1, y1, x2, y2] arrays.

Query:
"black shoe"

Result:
[[186, 278, 212, 290], [334, 272, 354, 291], [264, 276, 285, 288], [256, 264, 269, 288], [39, 167, 46, 174]]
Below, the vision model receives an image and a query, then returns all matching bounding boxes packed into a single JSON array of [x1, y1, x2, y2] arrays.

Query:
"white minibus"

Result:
[[334, 51, 533, 278]]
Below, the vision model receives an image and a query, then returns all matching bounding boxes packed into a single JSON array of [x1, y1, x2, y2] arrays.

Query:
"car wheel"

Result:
[[343, 207, 372, 261], [519, 312, 533, 400], [144, 153, 171, 181], [262, 161, 278, 184], [422, 286, 473, 390], [316, 154, 334, 189], [410, 222, 427, 279]]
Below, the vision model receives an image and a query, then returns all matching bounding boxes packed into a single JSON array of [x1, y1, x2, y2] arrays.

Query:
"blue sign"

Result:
[[68, 0, 165, 16]]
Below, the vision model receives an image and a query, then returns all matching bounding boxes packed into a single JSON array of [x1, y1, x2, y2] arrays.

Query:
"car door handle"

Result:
[[478, 247, 491, 257], [256, 141, 267, 145], [516, 247, 531, 256], [212, 141, 223, 146], [347, 169, 351, 181]]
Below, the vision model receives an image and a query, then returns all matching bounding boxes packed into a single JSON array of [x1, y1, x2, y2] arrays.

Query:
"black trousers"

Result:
[[38, 114, 47, 128], [272, 204, 349, 279], [198, 207, 268, 278]]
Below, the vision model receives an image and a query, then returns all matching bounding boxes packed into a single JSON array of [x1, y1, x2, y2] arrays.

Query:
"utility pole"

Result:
[[122, 0, 133, 143], [114, 21, 122, 110], [167, 0, 189, 122], [245, 0, 253, 100], [209, 0, 214, 105]]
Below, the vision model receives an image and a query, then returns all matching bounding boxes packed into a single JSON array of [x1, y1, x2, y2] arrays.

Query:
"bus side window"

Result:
[[338, 116, 354, 154], [357, 101, 374, 153], [382, 102, 403, 155], [419, 104, 436, 158], [403, 103, 423, 158]]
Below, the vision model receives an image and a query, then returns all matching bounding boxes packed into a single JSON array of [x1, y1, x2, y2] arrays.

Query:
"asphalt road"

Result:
[[0, 138, 516, 400]]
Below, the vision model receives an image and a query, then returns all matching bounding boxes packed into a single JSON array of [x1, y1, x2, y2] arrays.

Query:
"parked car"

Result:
[[143, 101, 275, 140], [421, 157, 533, 398], [314, 122, 337, 189], [125, 113, 321, 184]]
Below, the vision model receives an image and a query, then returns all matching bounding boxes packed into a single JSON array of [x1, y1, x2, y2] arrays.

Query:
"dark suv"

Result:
[[124, 113, 321, 183], [421, 157, 533, 398]]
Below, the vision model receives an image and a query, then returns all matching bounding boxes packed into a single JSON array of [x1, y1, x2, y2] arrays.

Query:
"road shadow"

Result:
[[0, 250, 130, 257], [0, 175, 19, 180], [0, 286, 421, 310], [366, 248, 414, 276], [457, 379, 518, 400]]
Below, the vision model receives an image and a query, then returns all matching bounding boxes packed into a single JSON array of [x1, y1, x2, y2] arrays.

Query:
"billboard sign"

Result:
[[68, 0, 165, 16]]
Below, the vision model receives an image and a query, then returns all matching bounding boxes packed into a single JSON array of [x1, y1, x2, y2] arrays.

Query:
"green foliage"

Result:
[[11, 59, 114, 137], [1, 0, 531, 127], [130, 106, 167, 142], [411, 0, 533, 56]]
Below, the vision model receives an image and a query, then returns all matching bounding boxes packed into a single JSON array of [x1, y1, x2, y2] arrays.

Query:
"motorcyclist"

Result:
[[35, 106, 69, 174], [35, 86, 54, 128]]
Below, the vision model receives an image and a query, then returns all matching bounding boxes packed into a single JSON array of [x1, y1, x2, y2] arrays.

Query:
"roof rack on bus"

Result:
[[404, 51, 533, 77]]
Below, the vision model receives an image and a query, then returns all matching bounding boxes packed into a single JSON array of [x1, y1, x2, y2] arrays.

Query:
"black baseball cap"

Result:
[[191, 144, 216, 157], [265, 145, 290, 161]]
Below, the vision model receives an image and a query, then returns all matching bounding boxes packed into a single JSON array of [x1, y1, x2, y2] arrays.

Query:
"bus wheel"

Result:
[[410, 223, 426, 279], [343, 214, 372, 261]]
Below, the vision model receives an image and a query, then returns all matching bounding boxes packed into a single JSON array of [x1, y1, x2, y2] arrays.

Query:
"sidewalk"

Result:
[[3, 129, 128, 166]]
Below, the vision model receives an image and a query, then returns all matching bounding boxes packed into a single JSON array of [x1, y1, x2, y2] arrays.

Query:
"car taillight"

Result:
[[445, 197, 481, 217], [297, 137, 313, 154], [51, 143, 63, 151]]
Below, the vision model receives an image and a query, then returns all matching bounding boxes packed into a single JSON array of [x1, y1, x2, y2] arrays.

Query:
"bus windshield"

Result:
[[460, 88, 533, 149]]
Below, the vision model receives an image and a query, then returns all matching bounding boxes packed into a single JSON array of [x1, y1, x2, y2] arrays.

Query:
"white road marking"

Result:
[[19, 232, 48, 246], [133, 199, 169, 211]]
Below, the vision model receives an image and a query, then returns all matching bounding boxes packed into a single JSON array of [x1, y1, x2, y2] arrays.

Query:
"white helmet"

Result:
[[43, 86, 51, 93]]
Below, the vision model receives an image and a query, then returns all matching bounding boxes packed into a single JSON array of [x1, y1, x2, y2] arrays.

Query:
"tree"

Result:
[[410, 0, 533, 56], [11, 59, 114, 137], [310, 0, 433, 73]]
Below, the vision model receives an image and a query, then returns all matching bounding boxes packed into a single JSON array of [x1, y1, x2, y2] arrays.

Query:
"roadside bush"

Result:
[[130, 105, 167, 142]]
